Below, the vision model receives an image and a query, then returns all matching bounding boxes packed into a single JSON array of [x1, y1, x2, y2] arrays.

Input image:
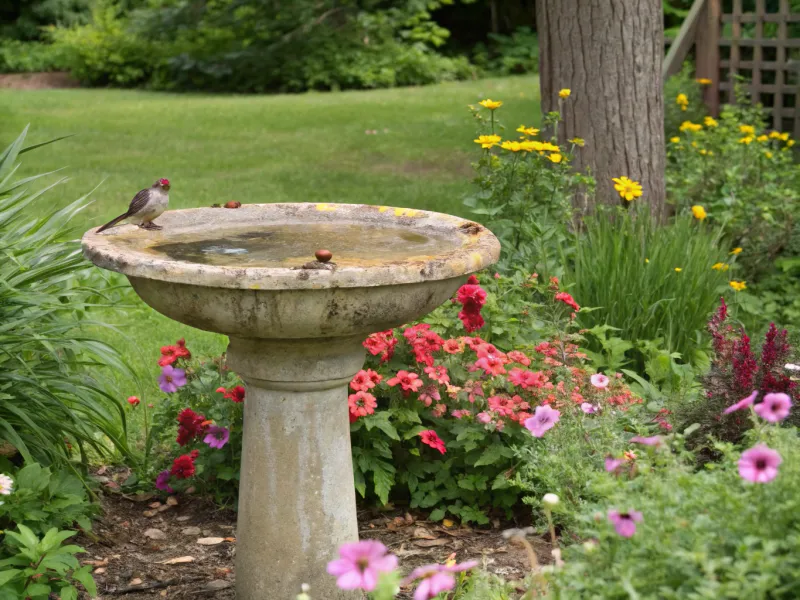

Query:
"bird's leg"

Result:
[[140, 221, 163, 230]]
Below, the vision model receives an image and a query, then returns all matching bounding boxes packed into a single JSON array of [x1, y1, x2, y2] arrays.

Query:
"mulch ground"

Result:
[[0, 72, 80, 90], [82, 471, 551, 599]]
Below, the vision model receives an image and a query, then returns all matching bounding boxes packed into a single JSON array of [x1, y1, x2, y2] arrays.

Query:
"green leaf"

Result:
[[428, 508, 446, 521], [39, 528, 76, 553], [60, 586, 78, 600], [71, 566, 97, 597], [0, 569, 21, 586], [23, 583, 52, 598], [6, 524, 39, 550], [473, 444, 510, 467]]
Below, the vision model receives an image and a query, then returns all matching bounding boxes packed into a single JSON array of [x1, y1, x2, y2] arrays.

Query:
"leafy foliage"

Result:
[[0, 40, 67, 73]]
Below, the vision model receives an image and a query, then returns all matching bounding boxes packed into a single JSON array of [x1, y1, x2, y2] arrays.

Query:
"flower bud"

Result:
[[542, 493, 559, 507]]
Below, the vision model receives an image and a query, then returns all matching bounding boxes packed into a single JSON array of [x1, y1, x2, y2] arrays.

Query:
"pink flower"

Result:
[[350, 370, 379, 392], [348, 391, 377, 418], [754, 392, 792, 422], [738, 444, 782, 483], [474, 355, 506, 376], [476, 412, 492, 424], [723, 390, 758, 414], [203, 425, 230, 449], [605, 457, 623, 473], [555, 291, 580, 311], [630, 435, 663, 446], [442, 339, 463, 354], [524, 405, 561, 437], [590, 373, 610, 389], [159, 365, 187, 393], [387, 371, 423, 393], [451, 409, 471, 419], [327, 540, 398, 592], [417, 385, 441, 407], [419, 430, 446, 454], [402, 561, 479, 600], [424, 365, 450, 385], [607, 509, 643, 538], [127, 396, 140, 406], [581, 403, 597, 414], [507, 350, 531, 366], [155, 470, 173, 493]]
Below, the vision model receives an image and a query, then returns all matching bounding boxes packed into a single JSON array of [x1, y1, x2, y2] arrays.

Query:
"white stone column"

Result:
[[227, 336, 364, 600]]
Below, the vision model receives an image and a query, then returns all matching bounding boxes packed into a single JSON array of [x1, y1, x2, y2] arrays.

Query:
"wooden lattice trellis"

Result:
[[665, 0, 800, 139]]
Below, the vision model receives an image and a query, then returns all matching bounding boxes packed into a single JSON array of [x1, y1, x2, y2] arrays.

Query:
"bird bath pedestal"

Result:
[[82, 203, 499, 599]]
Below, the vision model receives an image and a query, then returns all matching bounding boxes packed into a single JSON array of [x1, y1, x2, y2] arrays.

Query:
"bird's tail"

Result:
[[97, 212, 129, 233]]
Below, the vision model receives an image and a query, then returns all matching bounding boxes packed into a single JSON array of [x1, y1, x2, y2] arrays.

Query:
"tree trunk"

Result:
[[536, 0, 666, 218]]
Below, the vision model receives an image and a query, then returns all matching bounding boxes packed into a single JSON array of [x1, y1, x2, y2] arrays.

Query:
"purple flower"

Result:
[[738, 444, 782, 483], [590, 373, 609, 389], [630, 435, 663, 447], [327, 540, 397, 592], [155, 470, 174, 493], [159, 365, 187, 394], [723, 390, 758, 415], [581, 402, 597, 414], [204, 425, 230, 449], [401, 561, 479, 600], [754, 392, 792, 423], [524, 405, 561, 438], [605, 457, 623, 473], [607, 509, 643, 538]]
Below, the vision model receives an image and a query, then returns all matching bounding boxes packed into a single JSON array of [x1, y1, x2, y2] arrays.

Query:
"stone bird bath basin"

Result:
[[82, 202, 499, 599]]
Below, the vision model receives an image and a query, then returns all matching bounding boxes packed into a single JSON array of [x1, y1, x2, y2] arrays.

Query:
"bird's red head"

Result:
[[157, 178, 170, 191]]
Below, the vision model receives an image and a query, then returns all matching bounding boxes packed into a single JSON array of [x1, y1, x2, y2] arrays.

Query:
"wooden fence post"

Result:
[[695, 0, 721, 115]]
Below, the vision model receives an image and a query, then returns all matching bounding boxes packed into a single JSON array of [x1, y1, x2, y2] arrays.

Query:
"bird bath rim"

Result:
[[81, 202, 500, 290]]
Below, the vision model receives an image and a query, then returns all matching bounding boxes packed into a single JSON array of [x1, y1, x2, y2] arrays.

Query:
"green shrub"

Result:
[[0, 41, 67, 73], [473, 26, 539, 76], [0, 127, 133, 467]]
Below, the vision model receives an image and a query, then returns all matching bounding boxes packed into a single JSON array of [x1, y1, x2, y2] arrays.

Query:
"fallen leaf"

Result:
[[196, 537, 226, 545], [224, 537, 236, 543], [96, 466, 108, 475], [129, 578, 143, 586], [175, 516, 191, 522], [149, 502, 162, 509], [404, 513, 415, 524], [166, 496, 179, 506], [412, 527, 437, 540], [144, 528, 167, 541], [128, 492, 155, 503], [413, 538, 450, 548], [82, 559, 108, 567], [442, 519, 455, 528], [160, 591, 167, 597], [158, 556, 195, 565], [181, 527, 201, 536], [93, 567, 106, 575], [142, 510, 158, 518], [203, 580, 232, 591], [386, 516, 407, 531], [104, 481, 121, 490]]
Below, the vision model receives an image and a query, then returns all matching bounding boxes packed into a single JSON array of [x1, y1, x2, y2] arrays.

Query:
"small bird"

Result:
[[97, 178, 171, 233]]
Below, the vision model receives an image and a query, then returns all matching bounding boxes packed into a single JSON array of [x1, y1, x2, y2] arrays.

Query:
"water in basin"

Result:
[[143, 223, 458, 268]]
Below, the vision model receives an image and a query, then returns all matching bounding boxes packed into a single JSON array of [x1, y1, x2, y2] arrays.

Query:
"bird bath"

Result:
[[82, 203, 499, 599]]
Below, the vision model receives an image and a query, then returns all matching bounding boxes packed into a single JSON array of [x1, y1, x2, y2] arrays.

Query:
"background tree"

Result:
[[536, 0, 667, 217]]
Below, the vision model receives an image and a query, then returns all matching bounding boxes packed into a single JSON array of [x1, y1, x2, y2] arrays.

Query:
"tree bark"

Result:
[[536, 0, 666, 218]]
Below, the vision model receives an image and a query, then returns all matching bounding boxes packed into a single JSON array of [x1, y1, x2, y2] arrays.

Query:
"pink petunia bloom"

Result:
[[723, 390, 759, 415], [524, 405, 561, 437], [474, 355, 506, 376], [432, 403, 447, 418], [203, 425, 230, 449], [327, 540, 398, 592], [350, 370, 378, 392], [402, 561, 479, 600], [605, 457, 623, 473], [451, 409, 471, 419], [476, 412, 492, 424], [507, 350, 531, 366], [417, 385, 441, 407], [424, 365, 450, 385], [590, 373, 610, 389], [387, 370, 424, 393], [581, 403, 597, 414], [442, 339, 463, 354], [754, 392, 792, 423], [630, 435, 663, 447], [348, 391, 378, 418], [607, 509, 643, 538], [419, 430, 446, 454], [738, 444, 782, 483], [127, 396, 140, 406]]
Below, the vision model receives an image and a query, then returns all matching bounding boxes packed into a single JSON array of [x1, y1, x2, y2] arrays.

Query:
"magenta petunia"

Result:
[[524, 405, 561, 437], [753, 392, 792, 423], [402, 561, 479, 600], [605, 457, 623, 473], [159, 365, 187, 394], [607, 509, 643, 538], [327, 540, 397, 592], [155, 470, 174, 493], [581, 403, 598, 414], [590, 373, 610, 389], [723, 390, 758, 415], [203, 425, 230, 449], [630, 435, 663, 447], [738, 444, 782, 483]]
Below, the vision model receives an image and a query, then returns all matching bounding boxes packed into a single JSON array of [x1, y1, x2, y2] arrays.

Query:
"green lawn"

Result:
[[0, 76, 540, 443]]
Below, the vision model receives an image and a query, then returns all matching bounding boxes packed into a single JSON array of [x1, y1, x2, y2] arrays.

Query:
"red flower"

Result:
[[507, 350, 531, 366], [158, 338, 192, 367], [127, 396, 140, 406], [348, 391, 377, 418], [466, 275, 479, 285], [455, 280, 487, 333], [424, 365, 450, 385], [555, 292, 580, 312], [175, 338, 191, 359], [171, 454, 196, 479], [363, 330, 398, 363], [217, 385, 245, 403], [176, 408, 207, 446], [419, 430, 446, 454], [443, 339, 463, 354], [190, 449, 200, 459], [457, 284, 487, 308], [473, 354, 506, 376], [387, 370, 424, 393], [458, 309, 485, 332]]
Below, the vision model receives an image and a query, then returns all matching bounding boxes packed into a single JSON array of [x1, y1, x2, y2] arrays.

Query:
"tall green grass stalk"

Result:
[[566, 205, 731, 366]]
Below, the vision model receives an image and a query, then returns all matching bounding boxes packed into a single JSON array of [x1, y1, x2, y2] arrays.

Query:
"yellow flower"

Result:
[[764, 151, 773, 159], [788, 139, 796, 148], [520, 140, 543, 152], [708, 150, 714, 156], [691, 205, 707, 220], [712, 262, 730, 271], [756, 134, 768, 142], [645, 258, 650, 264], [691, 141, 698, 148], [558, 89, 571, 99], [670, 136, 680, 144], [739, 136, 754, 145], [473, 134, 501, 149], [501, 140, 523, 152], [739, 124, 755, 135], [700, 149, 709, 155], [769, 131, 782, 139], [675, 268, 683, 273], [679, 121, 702, 132], [612, 176, 643, 202], [548, 153, 563, 163], [540, 142, 560, 152], [704, 116, 718, 128], [516, 125, 539, 136], [779, 132, 790, 141], [479, 99, 503, 110], [731, 247, 742, 255], [696, 78, 712, 85], [570, 137, 585, 147], [676, 93, 689, 108], [729, 280, 747, 292]]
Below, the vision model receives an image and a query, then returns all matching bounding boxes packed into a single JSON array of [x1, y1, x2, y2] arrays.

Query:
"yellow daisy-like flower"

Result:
[[679, 121, 702, 133], [788, 139, 796, 147], [691, 141, 698, 148], [479, 99, 503, 110], [756, 134, 768, 142], [712, 262, 730, 271], [520, 140, 543, 152], [704, 116, 718, 128], [540, 142, 560, 152], [779, 132, 790, 141], [558, 88, 571, 99], [670, 136, 680, 144], [731, 247, 742, 255], [739, 124, 755, 135], [675, 268, 683, 273], [676, 93, 689, 110], [769, 131, 783, 140], [548, 153, 563, 163], [729, 280, 747, 292], [612, 176, 643, 202], [691, 205, 707, 220], [501, 141, 523, 152], [764, 151, 774, 159], [473, 134, 501, 149], [696, 78, 712, 85], [516, 125, 539, 136], [700, 149, 709, 156], [645, 258, 650, 264], [570, 137, 585, 147], [739, 136, 754, 145]]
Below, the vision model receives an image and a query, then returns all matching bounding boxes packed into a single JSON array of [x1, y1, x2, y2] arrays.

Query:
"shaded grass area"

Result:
[[0, 77, 540, 444]]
